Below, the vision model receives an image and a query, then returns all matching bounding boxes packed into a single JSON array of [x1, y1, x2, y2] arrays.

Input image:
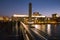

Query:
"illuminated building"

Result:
[[12, 2, 46, 23], [13, 14, 45, 18], [0, 16, 9, 21], [4, 16, 9, 21], [12, 14, 46, 23], [52, 13, 59, 22], [52, 13, 59, 18], [56, 17, 60, 22], [33, 12, 41, 16], [0, 16, 4, 21]]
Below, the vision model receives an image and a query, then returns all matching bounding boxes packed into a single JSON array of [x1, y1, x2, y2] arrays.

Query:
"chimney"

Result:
[[29, 2, 32, 18]]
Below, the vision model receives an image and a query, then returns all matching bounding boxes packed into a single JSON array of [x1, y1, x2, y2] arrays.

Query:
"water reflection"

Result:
[[41, 24, 46, 33], [42, 23, 60, 39], [47, 24, 51, 35]]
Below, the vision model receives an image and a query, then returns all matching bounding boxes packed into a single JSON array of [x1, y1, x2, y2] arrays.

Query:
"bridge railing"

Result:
[[20, 22, 35, 40]]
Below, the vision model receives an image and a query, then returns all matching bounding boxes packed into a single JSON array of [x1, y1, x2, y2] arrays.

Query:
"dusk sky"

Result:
[[0, 0, 60, 17]]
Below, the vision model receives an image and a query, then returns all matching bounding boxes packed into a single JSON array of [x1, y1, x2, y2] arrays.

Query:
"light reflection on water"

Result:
[[43, 24, 60, 39], [35, 24, 60, 38], [47, 24, 51, 35]]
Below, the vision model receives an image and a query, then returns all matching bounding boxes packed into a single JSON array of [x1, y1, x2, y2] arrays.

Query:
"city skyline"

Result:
[[0, 0, 60, 17]]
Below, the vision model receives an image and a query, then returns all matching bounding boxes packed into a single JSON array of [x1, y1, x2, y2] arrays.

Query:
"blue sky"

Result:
[[0, 0, 60, 17]]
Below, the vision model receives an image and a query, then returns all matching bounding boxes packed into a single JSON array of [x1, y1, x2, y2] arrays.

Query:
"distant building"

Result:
[[33, 12, 41, 16], [12, 2, 46, 22], [12, 14, 45, 22], [52, 13, 60, 22], [0, 16, 4, 21], [3, 16, 9, 21], [56, 17, 60, 22], [0, 16, 9, 21], [52, 13, 59, 18], [13, 14, 45, 18]]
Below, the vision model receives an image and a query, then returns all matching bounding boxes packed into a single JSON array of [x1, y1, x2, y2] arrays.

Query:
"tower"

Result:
[[29, 2, 32, 18], [28, 3, 32, 27]]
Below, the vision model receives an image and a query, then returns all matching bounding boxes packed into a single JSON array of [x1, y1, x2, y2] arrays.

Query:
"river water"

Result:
[[36, 23, 60, 39]]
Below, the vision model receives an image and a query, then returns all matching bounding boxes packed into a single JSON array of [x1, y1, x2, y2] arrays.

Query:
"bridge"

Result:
[[0, 21, 59, 40], [12, 21, 59, 40], [20, 22, 50, 40]]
